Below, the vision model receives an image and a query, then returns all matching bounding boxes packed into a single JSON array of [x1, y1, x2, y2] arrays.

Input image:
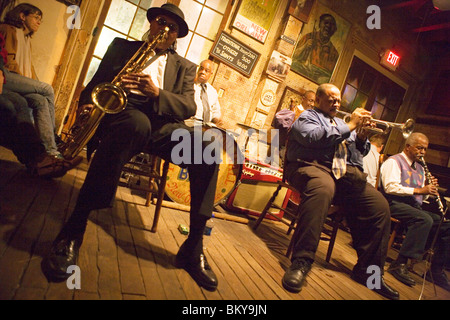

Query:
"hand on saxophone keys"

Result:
[[121, 72, 160, 98]]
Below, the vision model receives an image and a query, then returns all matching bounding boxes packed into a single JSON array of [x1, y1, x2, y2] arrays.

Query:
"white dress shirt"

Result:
[[380, 151, 425, 196], [131, 53, 167, 96], [363, 143, 380, 188], [194, 82, 221, 122]]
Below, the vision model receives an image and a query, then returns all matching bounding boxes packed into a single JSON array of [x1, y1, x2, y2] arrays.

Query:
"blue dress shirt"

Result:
[[286, 108, 370, 170]]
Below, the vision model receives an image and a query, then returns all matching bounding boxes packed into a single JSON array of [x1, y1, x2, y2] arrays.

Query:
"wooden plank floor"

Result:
[[1, 146, 449, 301]]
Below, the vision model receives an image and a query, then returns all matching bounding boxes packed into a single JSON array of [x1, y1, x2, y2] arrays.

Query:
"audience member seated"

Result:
[[0, 90, 69, 178], [0, 4, 80, 165], [0, 14, 79, 177]]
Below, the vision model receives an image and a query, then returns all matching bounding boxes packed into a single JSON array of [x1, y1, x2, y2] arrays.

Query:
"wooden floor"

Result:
[[0, 146, 449, 302]]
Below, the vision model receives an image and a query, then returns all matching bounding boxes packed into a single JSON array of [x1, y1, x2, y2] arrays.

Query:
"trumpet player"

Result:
[[41, 4, 220, 291], [381, 132, 450, 291], [282, 83, 399, 299]]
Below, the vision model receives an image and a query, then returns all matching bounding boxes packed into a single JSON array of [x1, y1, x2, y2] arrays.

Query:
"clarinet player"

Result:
[[380, 132, 450, 291]]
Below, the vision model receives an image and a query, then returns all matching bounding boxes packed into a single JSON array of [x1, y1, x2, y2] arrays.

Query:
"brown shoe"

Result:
[[63, 155, 83, 172], [33, 155, 67, 178]]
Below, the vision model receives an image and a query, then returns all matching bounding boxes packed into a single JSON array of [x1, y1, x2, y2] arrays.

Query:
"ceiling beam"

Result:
[[383, 0, 428, 10], [412, 21, 450, 32]]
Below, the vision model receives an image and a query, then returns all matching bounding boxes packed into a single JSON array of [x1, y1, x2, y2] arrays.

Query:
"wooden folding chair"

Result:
[[119, 153, 170, 232]]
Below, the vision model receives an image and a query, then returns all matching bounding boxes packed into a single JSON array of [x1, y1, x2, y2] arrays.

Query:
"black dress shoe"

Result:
[[351, 272, 400, 300], [388, 261, 416, 286], [176, 251, 218, 291], [282, 258, 312, 293], [41, 233, 82, 282]]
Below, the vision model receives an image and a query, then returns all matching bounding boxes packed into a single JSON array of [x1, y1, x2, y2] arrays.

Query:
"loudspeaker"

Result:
[[225, 180, 290, 220], [224, 160, 291, 220]]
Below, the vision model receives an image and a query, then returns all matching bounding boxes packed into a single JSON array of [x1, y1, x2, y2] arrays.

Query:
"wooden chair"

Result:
[[119, 153, 170, 232], [252, 178, 344, 263]]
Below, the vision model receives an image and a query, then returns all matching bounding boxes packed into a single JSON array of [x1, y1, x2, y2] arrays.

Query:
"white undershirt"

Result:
[[15, 28, 33, 78], [130, 53, 167, 95]]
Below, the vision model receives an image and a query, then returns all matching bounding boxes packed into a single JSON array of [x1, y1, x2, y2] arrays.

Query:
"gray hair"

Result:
[[405, 132, 428, 146]]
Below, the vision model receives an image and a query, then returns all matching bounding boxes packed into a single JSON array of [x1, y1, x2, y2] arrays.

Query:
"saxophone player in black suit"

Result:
[[42, 4, 220, 291]]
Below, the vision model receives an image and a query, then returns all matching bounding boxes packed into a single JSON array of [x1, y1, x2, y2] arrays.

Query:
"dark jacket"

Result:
[[80, 37, 197, 149]]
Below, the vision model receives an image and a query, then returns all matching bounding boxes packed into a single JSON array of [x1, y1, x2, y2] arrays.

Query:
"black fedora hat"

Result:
[[147, 3, 189, 38]]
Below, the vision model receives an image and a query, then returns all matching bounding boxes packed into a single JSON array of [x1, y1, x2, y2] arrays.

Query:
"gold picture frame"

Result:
[[291, 2, 351, 84], [276, 87, 305, 114]]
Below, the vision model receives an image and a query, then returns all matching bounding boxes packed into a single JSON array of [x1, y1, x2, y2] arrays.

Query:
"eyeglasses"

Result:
[[155, 17, 179, 33], [28, 14, 42, 22]]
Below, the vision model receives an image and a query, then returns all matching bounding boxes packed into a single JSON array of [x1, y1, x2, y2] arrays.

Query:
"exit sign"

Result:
[[380, 50, 400, 71]]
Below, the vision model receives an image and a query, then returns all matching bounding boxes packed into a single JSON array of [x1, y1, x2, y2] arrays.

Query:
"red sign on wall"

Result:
[[380, 50, 400, 71]]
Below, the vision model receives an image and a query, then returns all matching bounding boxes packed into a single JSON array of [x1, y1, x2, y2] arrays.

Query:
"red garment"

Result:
[[0, 33, 7, 64]]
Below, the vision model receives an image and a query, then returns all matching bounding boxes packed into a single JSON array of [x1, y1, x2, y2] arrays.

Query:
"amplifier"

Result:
[[224, 159, 292, 220]]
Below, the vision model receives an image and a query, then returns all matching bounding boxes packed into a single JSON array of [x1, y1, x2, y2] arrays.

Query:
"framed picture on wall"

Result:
[[277, 86, 304, 114], [291, 2, 351, 84], [288, 0, 315, 23], [232, 0, 281, 43], [266, 50, 292, 82]]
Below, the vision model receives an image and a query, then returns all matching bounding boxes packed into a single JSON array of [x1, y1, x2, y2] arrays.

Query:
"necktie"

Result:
[[330, 118, 347, 179], [201, 84, 210, 122], [332, 141, 347, 179]]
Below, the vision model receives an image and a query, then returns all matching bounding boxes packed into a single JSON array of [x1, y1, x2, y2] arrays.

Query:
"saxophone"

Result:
[[417, 156, 447, 218], [59, 27, 170, 160]]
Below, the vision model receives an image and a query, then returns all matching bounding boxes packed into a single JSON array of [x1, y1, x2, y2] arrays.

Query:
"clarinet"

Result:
[[417, 156, 446, 216]]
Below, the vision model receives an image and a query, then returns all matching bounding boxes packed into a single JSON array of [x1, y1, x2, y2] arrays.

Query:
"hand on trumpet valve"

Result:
[[347, 108, 371, 129], [346, 108, 373, 139]]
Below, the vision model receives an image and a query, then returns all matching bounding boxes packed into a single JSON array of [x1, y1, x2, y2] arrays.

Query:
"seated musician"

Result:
[[380, 132, 450, 291], [281, 83, 399, 300], [363, 133, 386, 188], [193, 59, 223, 126], [41, 4, 220, 291]]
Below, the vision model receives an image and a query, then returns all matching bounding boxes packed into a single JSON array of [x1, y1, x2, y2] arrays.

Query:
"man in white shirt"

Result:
[[193, 59, 222, 125], [363, 134, 385, 188], [380, 132, 450, 291]]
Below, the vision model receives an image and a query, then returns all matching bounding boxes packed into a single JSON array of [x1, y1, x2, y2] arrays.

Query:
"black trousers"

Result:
[[389, 200, 450, 270], [285, 162, 391, 274], [73, 107, 219, 221]]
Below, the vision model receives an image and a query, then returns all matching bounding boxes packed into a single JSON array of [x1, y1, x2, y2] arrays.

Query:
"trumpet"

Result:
[[336, 110, 415, 139]]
